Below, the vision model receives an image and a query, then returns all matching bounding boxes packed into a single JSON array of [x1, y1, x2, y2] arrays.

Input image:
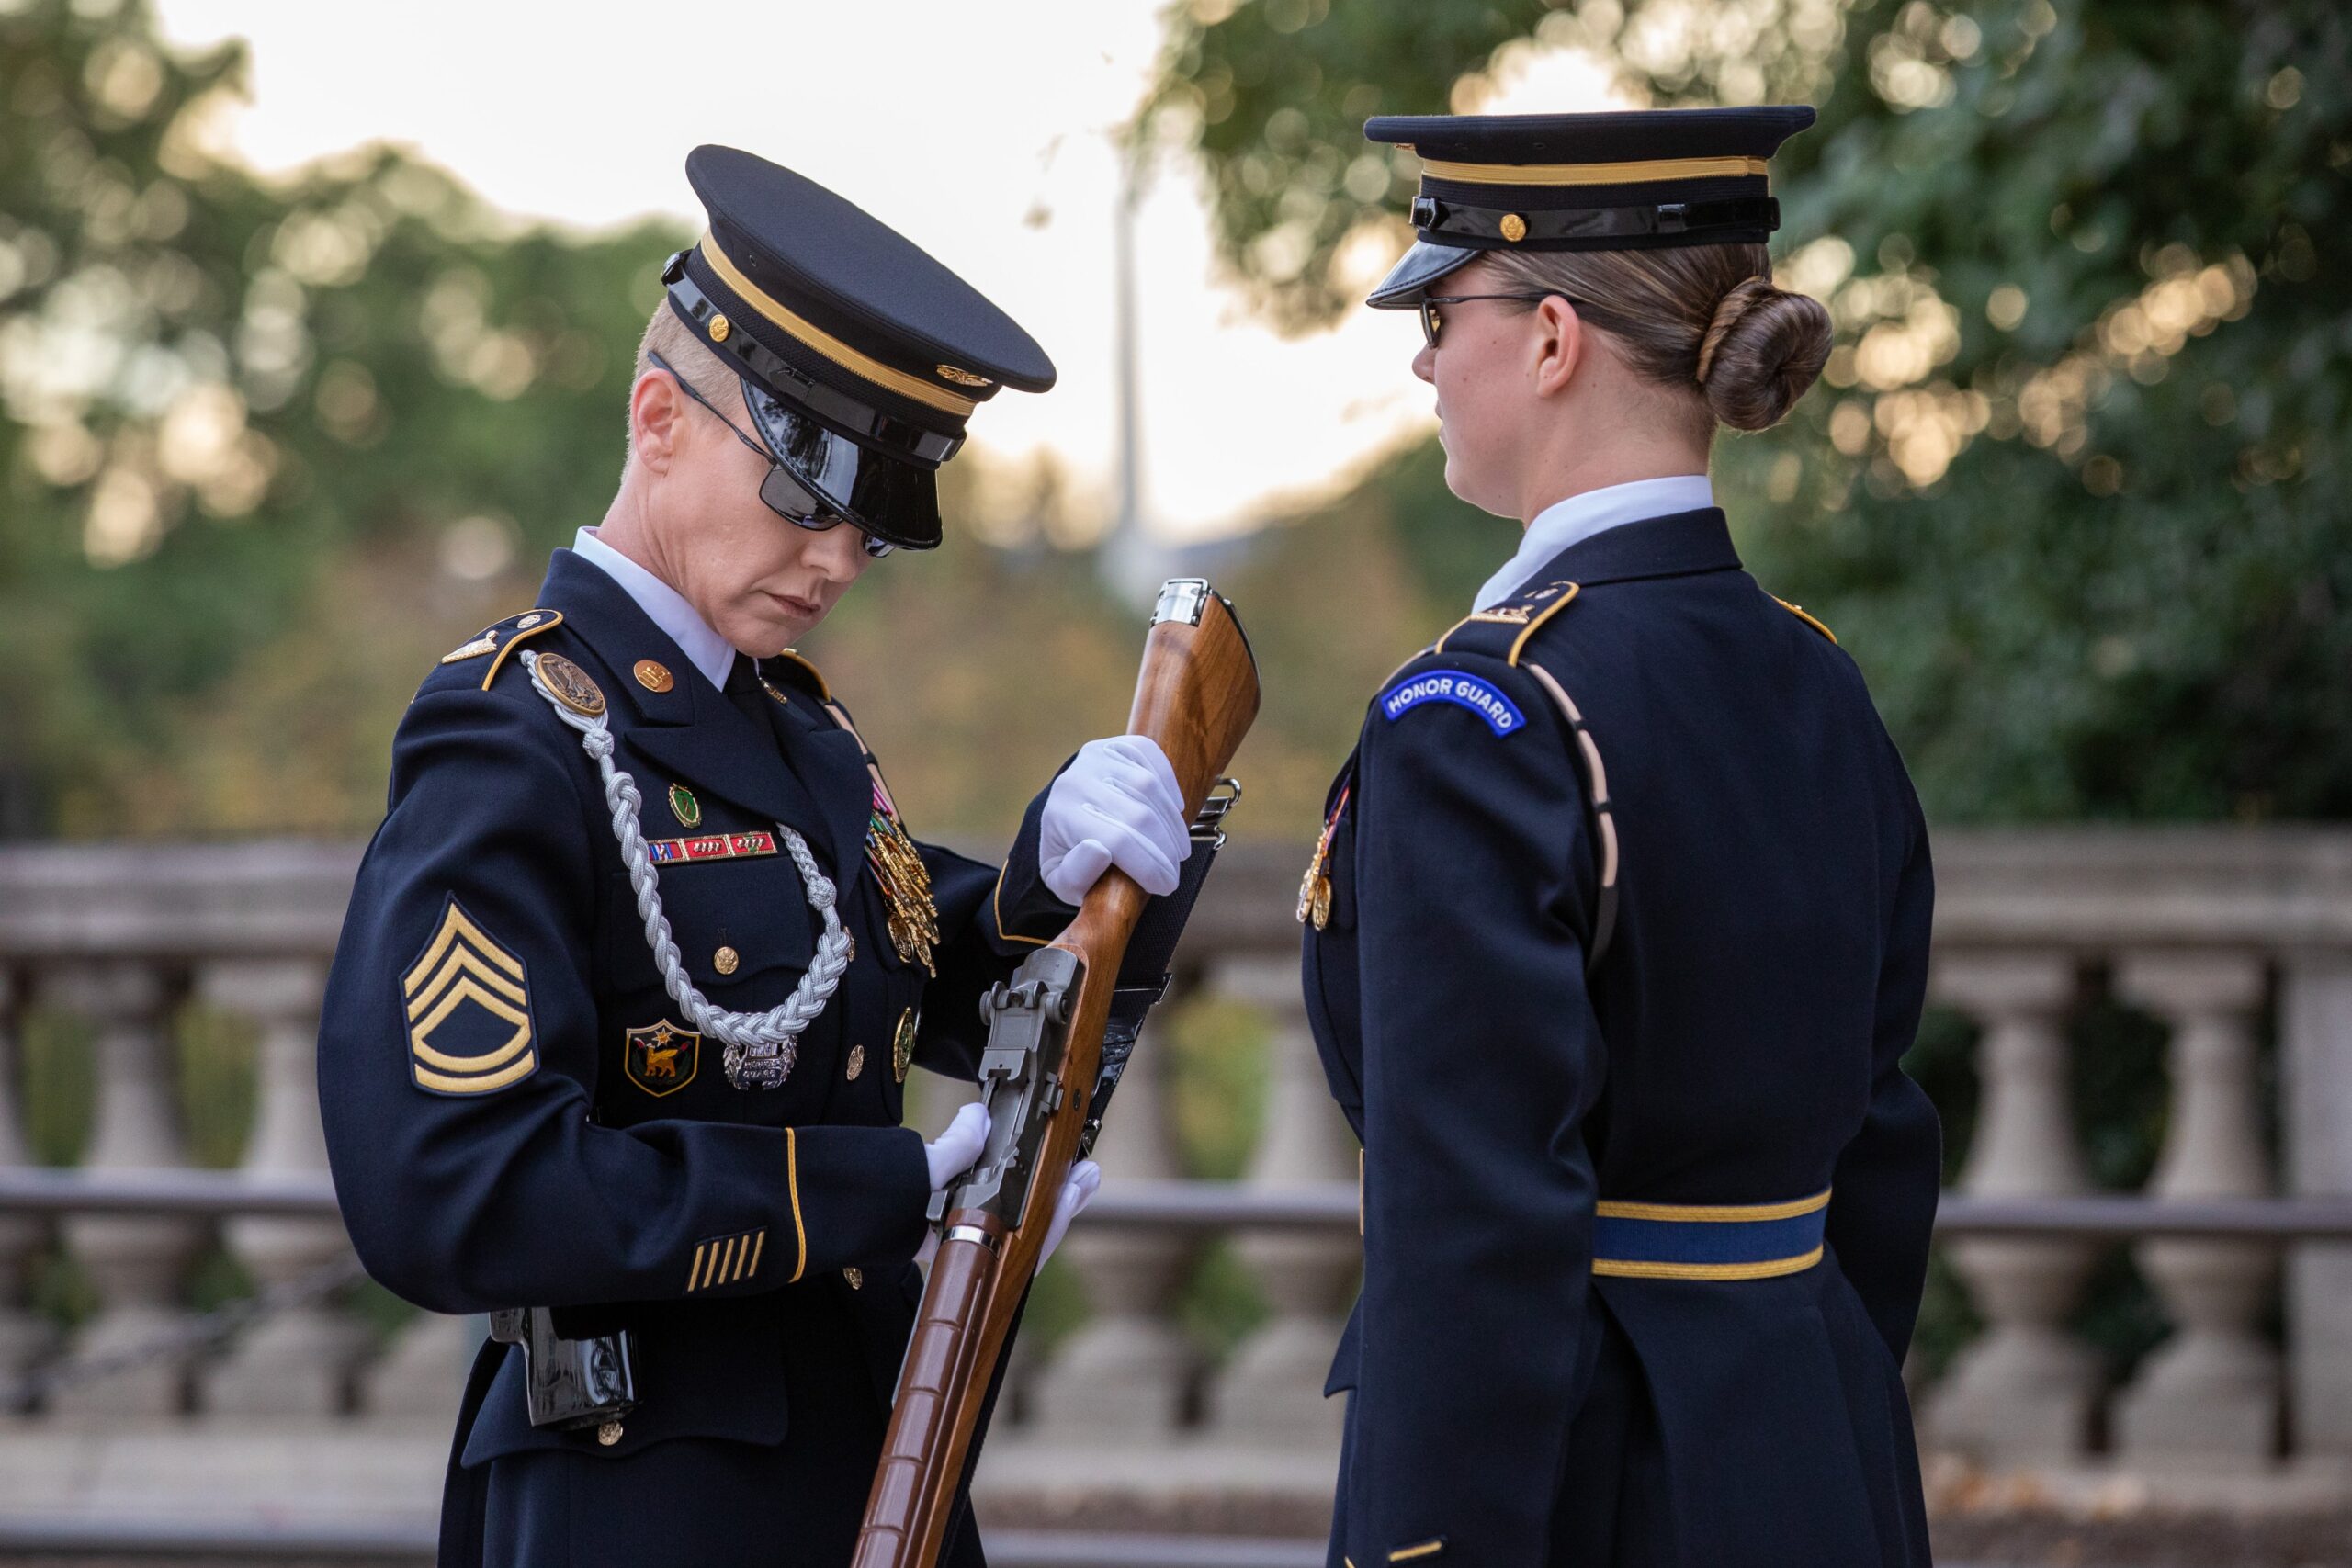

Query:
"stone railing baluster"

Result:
[[2282, 950, 2352, 1464], [1925, 953, 2100, 1464], [1204, 955, 1357, 1446], [2112, 951, 2278, 1469], [49, 962, 206, 1418], [200, 960, 367, 1417], [0, 972, 55, 1402]]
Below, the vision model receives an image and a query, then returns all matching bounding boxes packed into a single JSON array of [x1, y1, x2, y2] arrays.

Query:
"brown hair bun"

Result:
[[1694, 275, 1832, 432]]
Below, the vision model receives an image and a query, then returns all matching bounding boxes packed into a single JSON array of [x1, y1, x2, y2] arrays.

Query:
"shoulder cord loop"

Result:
[[521, 650, 852, 1089]]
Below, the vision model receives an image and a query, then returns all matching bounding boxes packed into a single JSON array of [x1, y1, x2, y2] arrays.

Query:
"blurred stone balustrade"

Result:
[[0, 830, 2349, 1532]]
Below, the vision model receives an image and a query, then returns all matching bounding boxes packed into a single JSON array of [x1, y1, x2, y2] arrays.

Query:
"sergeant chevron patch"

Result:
[[1378, 668, 1527, 736], [401, 897, 538, 1096]]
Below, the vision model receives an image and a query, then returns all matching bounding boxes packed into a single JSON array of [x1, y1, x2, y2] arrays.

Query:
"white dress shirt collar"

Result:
[[571, 527, 739, 694], [1471, 474, 1717, 612]]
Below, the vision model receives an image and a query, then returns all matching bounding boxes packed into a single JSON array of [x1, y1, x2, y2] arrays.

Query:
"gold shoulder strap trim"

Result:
[[771, 647, 831, 702], [1430, 582, 1581, 661], [481, 610, 565, 692], [1508, 581, 1579, 665], [1770, 595, 1838, 644]]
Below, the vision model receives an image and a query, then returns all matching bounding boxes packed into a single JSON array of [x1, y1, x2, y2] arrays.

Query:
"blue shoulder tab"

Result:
[[1378, 666, 1528, 737]]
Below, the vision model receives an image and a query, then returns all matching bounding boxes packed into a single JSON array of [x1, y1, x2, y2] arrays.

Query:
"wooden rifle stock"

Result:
[[855, 581, 1260, 1568]]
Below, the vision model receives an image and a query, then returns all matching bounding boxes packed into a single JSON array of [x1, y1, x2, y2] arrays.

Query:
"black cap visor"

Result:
[[1366, 239, 1476, 310], [741, 378, 943, 552]]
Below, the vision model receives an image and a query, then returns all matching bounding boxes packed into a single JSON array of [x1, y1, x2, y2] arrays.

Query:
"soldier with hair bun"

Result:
[[1298, 107, 1939, 1567]]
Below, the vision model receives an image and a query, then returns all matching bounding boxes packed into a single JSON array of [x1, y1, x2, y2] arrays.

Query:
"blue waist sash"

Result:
[[1591, 1189, 1830, 1280]]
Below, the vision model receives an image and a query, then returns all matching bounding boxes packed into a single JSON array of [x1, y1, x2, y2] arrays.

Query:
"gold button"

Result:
[[708, 312, 730, 343], [1499, 213, 1528, 243], [714, 945, 740, 976], [634, 660, 673, 693], [843, 1267, 864, 1290], [845, 1044, 865, 1081], [596, 1420, 623, 1447]]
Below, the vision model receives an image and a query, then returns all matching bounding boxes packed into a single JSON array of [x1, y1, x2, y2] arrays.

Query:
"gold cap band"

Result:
[[1415, 153, 1770, 187], [698, 232, 980, 417]]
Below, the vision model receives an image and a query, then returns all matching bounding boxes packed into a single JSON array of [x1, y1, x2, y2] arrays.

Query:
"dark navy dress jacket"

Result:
[[1302, 509, 1940, 1568], [318, 548, 1073, 1568]]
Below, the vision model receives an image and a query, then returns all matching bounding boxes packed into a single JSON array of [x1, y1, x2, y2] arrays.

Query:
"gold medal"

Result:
[[892, 1007, 918, 1083], [1297, 784, 1351, 932], [865, 783, 939, 975]]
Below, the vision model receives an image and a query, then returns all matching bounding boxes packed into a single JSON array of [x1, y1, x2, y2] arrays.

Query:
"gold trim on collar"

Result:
[[699, 233, 979, 418], [1416, 154, 1770, 187]]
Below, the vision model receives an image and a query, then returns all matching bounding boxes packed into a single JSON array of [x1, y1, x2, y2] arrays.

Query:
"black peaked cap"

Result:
[[661, 145, 1056, 550], [1361, 106, 1817, 309]]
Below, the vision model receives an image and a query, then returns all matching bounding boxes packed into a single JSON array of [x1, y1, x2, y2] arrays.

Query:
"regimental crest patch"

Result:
[[624, 1019, 700, 1098], [402, 897, 537, 1096]]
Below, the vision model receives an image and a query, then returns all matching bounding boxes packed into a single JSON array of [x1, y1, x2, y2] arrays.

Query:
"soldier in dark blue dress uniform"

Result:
[[318, 147, 1193, 1568], [1297, 109, 1941, 1566]]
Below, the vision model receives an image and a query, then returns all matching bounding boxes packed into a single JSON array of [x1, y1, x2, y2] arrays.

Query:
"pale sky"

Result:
[[151, 1, 1624, 542]]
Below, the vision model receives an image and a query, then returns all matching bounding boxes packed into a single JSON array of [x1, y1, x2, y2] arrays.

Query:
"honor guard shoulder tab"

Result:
[[420, 609, 566, 699], [1768, 594, 1838, 644], [1430, 579, 1583, 667]]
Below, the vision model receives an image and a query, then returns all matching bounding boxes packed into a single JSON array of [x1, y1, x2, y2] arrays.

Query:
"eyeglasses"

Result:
[[1418, 292, 1578, 350], [646, 352, 895, 559]]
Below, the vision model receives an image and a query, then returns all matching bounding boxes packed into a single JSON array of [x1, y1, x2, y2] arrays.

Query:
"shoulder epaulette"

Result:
[[762, 647, 831, 702], [1430, 579, 1582, 667], [431, 609, 564, 693], [1768, 594, 1838, 645]]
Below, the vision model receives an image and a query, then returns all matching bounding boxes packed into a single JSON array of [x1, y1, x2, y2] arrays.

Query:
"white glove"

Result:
[[914, 1101, 1100, 1275], [1037, 1157, 1102, 1268], [924, 1101, 990, 1190], [1039, 736, 1191, 903]]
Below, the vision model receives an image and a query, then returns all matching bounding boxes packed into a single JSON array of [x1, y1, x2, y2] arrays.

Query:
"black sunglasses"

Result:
[[1418, 292, 1580, 350], [646, 352, 895, 559]]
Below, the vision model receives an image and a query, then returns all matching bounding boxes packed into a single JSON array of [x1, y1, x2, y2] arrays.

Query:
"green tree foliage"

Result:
[[1148, 0, 2350, 823], [0, 0, 1415, 843], [0, 0, 681, 834]]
